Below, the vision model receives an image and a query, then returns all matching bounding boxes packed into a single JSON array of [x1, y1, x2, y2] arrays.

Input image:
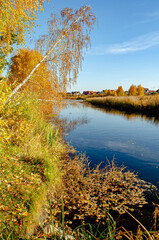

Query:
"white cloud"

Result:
[[105, 140, 159, 164], [91, 31, 159, 55]]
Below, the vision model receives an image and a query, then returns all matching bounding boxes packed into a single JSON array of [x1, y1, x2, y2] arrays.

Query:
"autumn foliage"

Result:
[[116, 85, 125, 96], [1, 1, 158, 239], [137, 84, 145, 96], [128, 85, 137, 96], [0, 6, 97, 237], [102, 85, 144, 97], [0, 0, 47, 55], [35, 6, 96, 92], [9, 49, 54, 100], [4, 6, 96, 105], [103, 89, 117, 96], [128, 84, 144, 96]]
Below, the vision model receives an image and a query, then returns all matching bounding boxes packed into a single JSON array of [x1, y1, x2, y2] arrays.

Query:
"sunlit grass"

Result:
[[0, 93, 64, 238], [86, 95, 159, 116]]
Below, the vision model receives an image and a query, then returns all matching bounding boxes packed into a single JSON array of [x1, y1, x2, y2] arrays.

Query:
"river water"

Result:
[[59, 100, 159, 187]]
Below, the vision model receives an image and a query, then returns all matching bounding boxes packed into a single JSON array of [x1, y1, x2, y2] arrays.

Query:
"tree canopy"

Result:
[[5, 6, 96, 104], [137, 84, 144, 96], [128, 84, 145, 96], [116, 86, 125, 96], [35, 6, 96, 92], [128, 85, 137, 96], [9, 49, 55, 99], [0, 0, 47, 56]]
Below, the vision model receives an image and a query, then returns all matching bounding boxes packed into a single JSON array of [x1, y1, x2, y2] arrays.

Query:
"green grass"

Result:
[[0, 93, 65, 238]]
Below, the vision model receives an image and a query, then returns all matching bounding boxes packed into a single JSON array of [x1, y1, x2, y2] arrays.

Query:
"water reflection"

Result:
[[51, 100, 89, 133], [84, 101, 159, 125], [59, 117, 89, 133], [59, 100, 159, 187]]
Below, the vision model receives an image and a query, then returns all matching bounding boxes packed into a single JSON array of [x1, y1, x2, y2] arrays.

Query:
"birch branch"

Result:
[[4, 11, 84, 105]]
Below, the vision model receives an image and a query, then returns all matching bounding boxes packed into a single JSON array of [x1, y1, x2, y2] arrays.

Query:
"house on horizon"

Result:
[[71, 91, 81, 95], [148, 90, 157, 95], [83, 91, 94, 95], [144, 88, 149, 94], [144, 88, 158, 95]]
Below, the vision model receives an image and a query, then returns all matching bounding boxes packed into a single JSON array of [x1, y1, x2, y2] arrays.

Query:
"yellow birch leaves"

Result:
[[0, 0, 47, 55]]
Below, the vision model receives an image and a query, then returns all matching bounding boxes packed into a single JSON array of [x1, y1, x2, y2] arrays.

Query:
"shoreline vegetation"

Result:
[[1, 1, 159, 237], [84, 95, 159, 119], [1, 93, 159, 239]]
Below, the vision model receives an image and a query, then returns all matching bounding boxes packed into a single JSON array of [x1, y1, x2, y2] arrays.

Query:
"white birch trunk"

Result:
[[4, 13, 83, 105]]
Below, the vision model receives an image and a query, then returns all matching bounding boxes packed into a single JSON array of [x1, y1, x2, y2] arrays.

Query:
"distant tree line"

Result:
[[68, 84, 159, 98], [103, 84, 145, 97]]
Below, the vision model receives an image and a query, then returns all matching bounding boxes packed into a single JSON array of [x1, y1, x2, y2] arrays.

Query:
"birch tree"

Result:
[[0, 0, 47, 55], [9, 49, 54, 99], [5, 6, 96, 104]]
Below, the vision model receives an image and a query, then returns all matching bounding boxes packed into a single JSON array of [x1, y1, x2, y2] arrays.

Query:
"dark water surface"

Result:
[[59, 100, 159, 187]]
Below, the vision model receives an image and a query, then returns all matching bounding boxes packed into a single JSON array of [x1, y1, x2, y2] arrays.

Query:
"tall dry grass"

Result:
[[86, 95, 159, 117]]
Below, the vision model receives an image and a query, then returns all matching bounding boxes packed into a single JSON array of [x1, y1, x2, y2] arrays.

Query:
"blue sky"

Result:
[[29, 0, 159, 92]]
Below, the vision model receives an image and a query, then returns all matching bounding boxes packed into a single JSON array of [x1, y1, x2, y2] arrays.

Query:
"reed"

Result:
[[86, 95, 159, 117]]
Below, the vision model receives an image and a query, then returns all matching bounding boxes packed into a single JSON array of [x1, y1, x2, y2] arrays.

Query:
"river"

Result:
[[59, 100, 159, 187]]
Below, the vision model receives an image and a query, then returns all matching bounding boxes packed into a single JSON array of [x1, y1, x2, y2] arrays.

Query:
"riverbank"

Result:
[[86, 95, 159, 118], [1, 93, 159, 239], [0, 93, 66, 238]]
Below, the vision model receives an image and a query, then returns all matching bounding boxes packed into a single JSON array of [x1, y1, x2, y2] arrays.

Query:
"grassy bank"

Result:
[[0, 91, 159, 239], [0, 92, 66, 238], [86, 95, 159, 117]]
